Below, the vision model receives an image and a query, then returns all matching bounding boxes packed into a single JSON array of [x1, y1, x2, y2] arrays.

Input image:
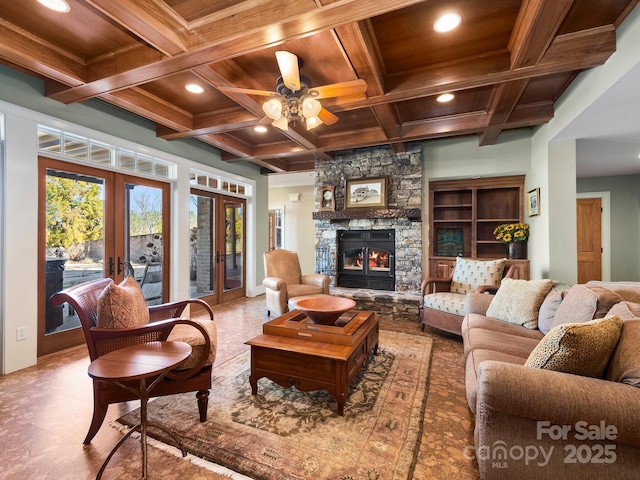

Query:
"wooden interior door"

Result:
[[577, 197, 602, 283]]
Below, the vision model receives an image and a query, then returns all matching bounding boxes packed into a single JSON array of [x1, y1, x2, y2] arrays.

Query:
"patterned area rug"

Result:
[[117, 331, 433, 480]]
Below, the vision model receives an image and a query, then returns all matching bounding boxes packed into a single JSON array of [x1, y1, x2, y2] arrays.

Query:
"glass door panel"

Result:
[[125, 181, 166, 305], [224, 200, 244, 292], [44, 169, 106, 334], [190, 193, 216, 301]]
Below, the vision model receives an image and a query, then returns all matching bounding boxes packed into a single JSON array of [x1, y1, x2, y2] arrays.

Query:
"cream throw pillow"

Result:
[[450, 257, 506, 295], [525, 316, 623, 378], [97, 275, 149, 329], [485, 278, 553, 329]]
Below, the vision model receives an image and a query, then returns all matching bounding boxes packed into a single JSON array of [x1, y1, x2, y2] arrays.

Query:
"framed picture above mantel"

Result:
[[345, 176, 388, 209]]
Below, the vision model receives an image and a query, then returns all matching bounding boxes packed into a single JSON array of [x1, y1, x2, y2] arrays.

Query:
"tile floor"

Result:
[[0, 295, 479, 480]]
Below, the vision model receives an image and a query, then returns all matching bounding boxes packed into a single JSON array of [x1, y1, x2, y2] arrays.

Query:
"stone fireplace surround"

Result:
[[314, 144, 423, 320]]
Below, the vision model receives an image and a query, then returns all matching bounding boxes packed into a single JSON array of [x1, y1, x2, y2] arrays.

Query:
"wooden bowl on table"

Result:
[[292, 296, 356, 325]]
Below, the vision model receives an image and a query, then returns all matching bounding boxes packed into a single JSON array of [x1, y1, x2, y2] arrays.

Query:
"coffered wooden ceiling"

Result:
[[1, 0, 638, 173]]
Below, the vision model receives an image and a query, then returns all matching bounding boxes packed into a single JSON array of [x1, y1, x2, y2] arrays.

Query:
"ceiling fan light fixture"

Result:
[[434, 13, 461, 33], [37, 0, 70, 12], [263, 98, 283, 120], [437, 93, 455, 103], [272, 116, 289, 131], [275, 51, 301, 92], [306, 116, 323, 131], [302, 97, 322, 118]]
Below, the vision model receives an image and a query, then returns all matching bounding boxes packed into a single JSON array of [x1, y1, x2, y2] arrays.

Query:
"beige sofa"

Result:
[[461, 281, 640, 479]]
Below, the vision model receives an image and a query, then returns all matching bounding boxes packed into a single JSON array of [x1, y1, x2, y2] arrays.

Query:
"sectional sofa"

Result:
[[460, 280, 640, 479]]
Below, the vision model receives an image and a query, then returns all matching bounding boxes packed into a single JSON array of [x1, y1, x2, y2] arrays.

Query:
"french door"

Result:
[[38, 158, 170, 356], [189, 188, 246, 306]]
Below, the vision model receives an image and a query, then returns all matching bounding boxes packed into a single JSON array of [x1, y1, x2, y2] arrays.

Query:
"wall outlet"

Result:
[[16, 326, 27, 342]]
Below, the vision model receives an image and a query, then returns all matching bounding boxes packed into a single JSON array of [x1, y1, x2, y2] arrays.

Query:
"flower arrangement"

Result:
[[493, 223, 529, 243]]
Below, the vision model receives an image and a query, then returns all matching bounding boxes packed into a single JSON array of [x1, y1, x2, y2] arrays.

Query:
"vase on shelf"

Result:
[[507, 242, 525, 259]]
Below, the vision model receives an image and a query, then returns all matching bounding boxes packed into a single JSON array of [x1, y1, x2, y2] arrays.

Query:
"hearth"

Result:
[[337, 229, 395, 291]]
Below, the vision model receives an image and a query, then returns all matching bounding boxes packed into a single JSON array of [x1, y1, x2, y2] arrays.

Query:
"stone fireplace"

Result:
[[313, 143, 423, 293]]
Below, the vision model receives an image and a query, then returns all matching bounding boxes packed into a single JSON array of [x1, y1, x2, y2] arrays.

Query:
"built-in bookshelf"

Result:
[[429, 175, 529, 279]]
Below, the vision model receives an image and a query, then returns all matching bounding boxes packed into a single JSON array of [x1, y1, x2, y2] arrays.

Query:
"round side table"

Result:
[[88, 340, 192, 479]]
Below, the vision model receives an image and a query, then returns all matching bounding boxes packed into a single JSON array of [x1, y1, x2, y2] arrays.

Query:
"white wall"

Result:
[[3, 113, 39, 373], [267, 185, 316, 275]]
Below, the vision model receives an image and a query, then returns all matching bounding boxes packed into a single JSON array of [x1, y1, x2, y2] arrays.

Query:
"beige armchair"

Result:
[[263, 249, 330, 316]]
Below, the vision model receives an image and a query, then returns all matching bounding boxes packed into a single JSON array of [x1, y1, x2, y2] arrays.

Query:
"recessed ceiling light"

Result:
[[434, 13, 461, 33], [185, 84, 204, 94], [254, 125, 268, 133], [437, 93, 455, 103], [37, 0, 70, 12]]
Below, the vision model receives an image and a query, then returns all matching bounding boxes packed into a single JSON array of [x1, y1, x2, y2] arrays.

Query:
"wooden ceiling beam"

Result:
[[102, 87, 193, 130], [220, 100, 555, 163], [334, 20, 386, 96], [367, 27, 615, 107], [371, 104, 401, 139], [194, 63, 266, 116], [0, 19, 86, 86], [196, 133, 255, 158], [509, 0, 575, 68], [86, 0, 189, 57], [334, 20, 398, 139], [485, 79, 530, 127], [46, 0, 427, 104], [156, 110, 261, 140]]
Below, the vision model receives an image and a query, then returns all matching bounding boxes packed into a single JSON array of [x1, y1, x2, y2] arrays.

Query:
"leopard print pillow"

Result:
[[525, 316, 623, 378]]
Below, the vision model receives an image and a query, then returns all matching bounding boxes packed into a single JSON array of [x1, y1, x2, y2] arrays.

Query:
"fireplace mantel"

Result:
[[313, 208, 421, 222]]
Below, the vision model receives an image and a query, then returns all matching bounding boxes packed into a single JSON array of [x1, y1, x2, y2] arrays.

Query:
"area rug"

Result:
[[117, 330, 433, 480]]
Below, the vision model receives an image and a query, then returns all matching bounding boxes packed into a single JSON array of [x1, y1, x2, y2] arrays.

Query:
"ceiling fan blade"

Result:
[[217, 85, 278, 97], [275, 51, 301, 92], [308, 79, 367, 99], [318, 108, 339, 125]]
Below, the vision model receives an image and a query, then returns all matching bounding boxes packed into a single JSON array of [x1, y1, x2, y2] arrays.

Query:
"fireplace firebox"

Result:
[[337, 229, 395, 290]]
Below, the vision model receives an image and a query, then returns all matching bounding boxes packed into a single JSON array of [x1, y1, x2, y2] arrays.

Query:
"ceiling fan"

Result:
[[217, 51, 367, 131]]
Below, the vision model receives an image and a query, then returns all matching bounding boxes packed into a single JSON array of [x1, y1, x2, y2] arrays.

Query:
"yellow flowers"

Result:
[[494, 223, 529, 244]]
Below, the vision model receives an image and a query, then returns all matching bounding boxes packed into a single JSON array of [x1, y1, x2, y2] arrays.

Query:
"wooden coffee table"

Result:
[[245, 309, 379, 415]]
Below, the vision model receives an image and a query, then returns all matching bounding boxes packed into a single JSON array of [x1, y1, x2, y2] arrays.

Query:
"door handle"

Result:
[[108, 257, 114, 276], [117, 257, 123, 275]]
